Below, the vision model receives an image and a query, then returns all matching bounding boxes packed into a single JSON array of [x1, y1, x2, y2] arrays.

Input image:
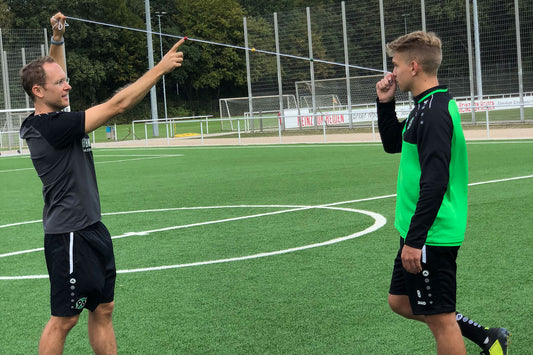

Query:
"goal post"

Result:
[[219, 94, 298, 132]]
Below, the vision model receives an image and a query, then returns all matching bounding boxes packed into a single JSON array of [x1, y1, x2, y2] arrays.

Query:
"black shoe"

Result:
[[480, 327, 510, 355]]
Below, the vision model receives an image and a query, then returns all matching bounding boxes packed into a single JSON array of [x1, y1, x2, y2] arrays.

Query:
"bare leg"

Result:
[[388, 294, 425, 322], [388, 294, 466, 355], [425, 313, 466, 355], [88, 302, 117, 355], [39, 315, 79, 355]]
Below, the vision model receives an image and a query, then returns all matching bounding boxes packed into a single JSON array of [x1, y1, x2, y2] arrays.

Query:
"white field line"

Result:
[[0, 154, 183, 173], [0, 205, 386, 279], [1, 174, 532, 280]]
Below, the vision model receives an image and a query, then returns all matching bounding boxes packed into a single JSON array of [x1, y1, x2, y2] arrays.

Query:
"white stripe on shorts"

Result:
[[421, 245, 427, 264], [69, 232, 74, 274]]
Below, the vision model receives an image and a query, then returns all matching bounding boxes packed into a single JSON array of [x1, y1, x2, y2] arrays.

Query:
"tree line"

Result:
[[1, 0, 530, 120], [0, 0, 342, 120]]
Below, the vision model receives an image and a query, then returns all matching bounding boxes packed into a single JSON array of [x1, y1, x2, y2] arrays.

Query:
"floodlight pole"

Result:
[[402, 14, 413, 107], [514, 0, 524, 122], [145, 0, 159, 137], [155, 11, 168, 122], [401, 14, 409, 35]]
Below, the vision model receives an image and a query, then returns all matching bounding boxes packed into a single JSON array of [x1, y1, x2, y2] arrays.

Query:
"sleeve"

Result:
[[33, 112, 86, 149], [376, 99, 404, 154], [404, 104, 454, 249]]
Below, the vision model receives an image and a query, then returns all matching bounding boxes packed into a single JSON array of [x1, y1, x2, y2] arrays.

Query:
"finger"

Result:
[[170, 37, 187, 52], [385, 73, 396, 85]]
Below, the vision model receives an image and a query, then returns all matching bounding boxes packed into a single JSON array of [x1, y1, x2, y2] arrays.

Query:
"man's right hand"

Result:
[[50, 12, 67, 42], [376, 73, 397, 103]]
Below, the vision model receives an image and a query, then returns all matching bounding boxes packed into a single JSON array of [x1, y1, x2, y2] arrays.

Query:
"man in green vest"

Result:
[[376, 31, 509, 355]]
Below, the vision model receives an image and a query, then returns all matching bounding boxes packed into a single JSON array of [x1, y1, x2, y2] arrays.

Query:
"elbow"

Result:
[[382, 146, 396, 154], [381, 143, 401, 154]]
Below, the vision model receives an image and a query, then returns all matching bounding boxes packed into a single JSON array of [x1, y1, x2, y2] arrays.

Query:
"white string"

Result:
[[51, 17, 69, 31], [67, 16, 386, 74]]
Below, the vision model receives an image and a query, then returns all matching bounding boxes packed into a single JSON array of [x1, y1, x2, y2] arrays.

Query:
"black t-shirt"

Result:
[[20, 111, 101, 234]]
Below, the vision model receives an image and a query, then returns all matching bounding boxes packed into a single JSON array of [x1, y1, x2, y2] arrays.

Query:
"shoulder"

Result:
[[24, 111, 86, 149]]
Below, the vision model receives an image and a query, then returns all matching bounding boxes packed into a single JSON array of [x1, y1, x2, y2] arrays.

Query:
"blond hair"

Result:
[[386, 31, 442, 75]]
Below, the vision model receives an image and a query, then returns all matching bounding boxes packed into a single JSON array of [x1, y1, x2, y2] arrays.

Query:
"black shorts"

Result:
[[389, 237, 459, 315], [44, 221, 116, 317]]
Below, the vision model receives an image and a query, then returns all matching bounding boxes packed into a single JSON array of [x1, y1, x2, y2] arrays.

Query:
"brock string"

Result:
[[65, 16, 387, 75]]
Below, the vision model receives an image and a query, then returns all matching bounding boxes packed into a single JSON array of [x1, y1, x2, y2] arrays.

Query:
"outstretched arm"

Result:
[[49, 12, 67, 73], [84, 38, 186, 133]]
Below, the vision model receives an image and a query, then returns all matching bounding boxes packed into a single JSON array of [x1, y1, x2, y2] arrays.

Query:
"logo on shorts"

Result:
[[75, 297, 87, 310]]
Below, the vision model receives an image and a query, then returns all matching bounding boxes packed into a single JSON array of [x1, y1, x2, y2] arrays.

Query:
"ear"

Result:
[[32, 84, 45, 99], [410, 60, 420, 76]]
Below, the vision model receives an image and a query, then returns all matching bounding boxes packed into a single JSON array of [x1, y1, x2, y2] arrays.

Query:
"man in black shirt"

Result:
[[20, 12, 185, 354]]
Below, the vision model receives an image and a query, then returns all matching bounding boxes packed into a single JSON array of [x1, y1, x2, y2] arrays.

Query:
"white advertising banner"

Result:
[[281, 108, 377, 129]]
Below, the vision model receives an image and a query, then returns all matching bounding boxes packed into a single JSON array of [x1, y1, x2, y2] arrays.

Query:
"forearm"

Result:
[[49, 13, 67, 73], [49, 42, 66, 73], [377, 99, 403, 153], [110, 65, 165, 113], [85, 64, 165, 133], [84, 37, 184, 133]]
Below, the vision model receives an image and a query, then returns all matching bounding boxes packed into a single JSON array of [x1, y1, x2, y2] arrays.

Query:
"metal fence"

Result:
[[226, 0, 533, 130], [1, 1, 532, 140], [0, 29, 47, 151]]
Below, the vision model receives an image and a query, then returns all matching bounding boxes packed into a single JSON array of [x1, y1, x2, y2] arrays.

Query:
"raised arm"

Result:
[[84, 38, 185, 133], [376, 74, 404, 153], [49, 12, 67, 73]]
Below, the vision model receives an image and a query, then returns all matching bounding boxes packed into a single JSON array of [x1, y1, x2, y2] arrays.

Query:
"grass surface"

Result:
[[1, 140, 532, 354]]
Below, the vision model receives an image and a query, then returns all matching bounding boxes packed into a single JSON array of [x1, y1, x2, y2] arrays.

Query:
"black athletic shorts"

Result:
[[389, 237, 459, 315], [44, 221, 116, 317]]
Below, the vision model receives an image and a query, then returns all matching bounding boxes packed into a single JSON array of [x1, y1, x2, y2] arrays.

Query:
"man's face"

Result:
[[37, 62, 71, 111], [391, 51, 413, 93]]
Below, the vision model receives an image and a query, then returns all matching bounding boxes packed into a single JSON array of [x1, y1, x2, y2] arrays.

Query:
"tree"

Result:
[[172, 0, 247, 100], [0, 0, 13, 28]]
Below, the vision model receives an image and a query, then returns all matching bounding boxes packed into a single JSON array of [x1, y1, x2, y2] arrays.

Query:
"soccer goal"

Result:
[[292, 74, 410, 127], [219, 94, 298, 132], [0, 108, 32, 152]]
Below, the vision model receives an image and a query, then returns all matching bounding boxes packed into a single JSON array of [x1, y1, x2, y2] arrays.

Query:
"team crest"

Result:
[[75, 297, 88, 310]]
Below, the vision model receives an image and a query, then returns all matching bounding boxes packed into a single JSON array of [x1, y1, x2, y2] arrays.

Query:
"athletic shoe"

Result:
[[480, 327, 510, 355]]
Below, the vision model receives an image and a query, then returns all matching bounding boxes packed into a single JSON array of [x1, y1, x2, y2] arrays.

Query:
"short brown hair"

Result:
[[386, 31, 442, 75], [20, 56, 56, 101]]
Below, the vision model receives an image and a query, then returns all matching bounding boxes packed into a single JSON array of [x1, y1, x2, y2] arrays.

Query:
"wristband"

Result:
[[50, 37, 64, 46]]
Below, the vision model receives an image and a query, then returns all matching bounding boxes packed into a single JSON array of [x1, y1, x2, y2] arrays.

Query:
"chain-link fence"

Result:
[[1, 1, 532, 141], [1, 29, 47, 151], [223, 0, 533, 131]]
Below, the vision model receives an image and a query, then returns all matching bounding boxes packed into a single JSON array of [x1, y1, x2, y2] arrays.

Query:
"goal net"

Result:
[[291, 74, 410, 127], [1, 109, 32, 152], [219, 94, 298, 131]]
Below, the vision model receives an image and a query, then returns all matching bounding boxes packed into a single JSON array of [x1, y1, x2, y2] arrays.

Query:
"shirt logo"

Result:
[[82, 137, 92, 153]]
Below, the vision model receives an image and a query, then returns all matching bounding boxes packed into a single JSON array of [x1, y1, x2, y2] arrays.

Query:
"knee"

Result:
[[92, 301, 115, 320], [388, 294, 411, 318], [424, 312, 457, 333], [50, 315, 79, 332]]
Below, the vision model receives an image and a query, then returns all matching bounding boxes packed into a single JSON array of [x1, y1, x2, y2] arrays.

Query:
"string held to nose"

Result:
[[51, 17, 69, 31], [66, 16, 387, 74]]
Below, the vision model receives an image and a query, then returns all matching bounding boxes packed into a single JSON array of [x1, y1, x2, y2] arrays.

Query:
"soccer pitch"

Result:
[[1, 141, 532, 354]]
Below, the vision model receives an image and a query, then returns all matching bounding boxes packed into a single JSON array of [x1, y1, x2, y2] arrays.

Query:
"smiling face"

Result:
[[33, 62, 71, 112]]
